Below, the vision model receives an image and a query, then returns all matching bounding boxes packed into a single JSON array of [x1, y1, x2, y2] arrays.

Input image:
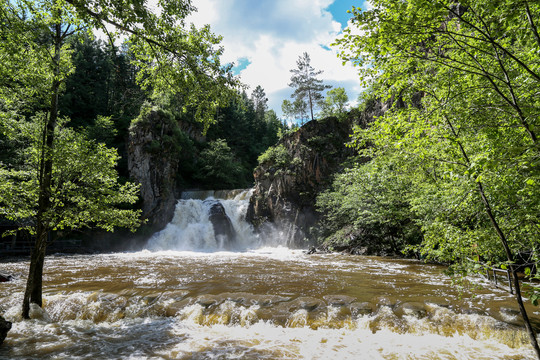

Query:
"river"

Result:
[[0, 190, 537, 359]]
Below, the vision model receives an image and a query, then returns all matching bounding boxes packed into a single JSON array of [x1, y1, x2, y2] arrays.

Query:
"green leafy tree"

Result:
[[0, 0, 237, 319], [0, 117, 142, 314], [281, 99, 295, 124], [195, 139, 243, 189], [251, 85, 268, 124], [262, 109, 282, 147], [288, 52, 331, 122], [317, 159, 422, 254], [85, 115, 118, 146], [281, 98, 309, 126], [204, 88, 284, 187], [337, 0, 540, 355], [319, 87, 349, 119]]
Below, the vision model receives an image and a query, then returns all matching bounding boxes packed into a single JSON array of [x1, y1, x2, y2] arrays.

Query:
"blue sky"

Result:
[[188, 0, 370, 119]]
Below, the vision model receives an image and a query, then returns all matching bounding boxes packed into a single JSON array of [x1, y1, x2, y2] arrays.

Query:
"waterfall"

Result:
[[145, 189, 261, 251]]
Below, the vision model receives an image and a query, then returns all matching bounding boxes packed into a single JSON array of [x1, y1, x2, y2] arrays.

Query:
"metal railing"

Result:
[[484, 265, 514, 294], [469, 258, 536, 295]]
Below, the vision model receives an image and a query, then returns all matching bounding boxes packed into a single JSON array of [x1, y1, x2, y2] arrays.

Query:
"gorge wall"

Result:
[[127, 107, 201, 232], [246, 102, 388, 247]]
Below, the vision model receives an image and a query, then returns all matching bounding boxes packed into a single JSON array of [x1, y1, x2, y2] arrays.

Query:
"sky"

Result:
[[186, 0, 371, 118]]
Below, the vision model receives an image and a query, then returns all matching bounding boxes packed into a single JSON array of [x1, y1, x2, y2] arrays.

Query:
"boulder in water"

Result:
[[0, 315, 11, 346], [0, 273, 12, 282], [394, 302, 427, 318], [204, 200, 236, 248]]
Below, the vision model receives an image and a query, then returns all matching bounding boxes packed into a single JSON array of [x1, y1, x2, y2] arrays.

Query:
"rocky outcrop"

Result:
[[245, 116, 352, 246], [205, 200, 236, 248], [127, 107, 199, 232], [0, 273, 12, 282], [247, 106, 387, 247], [0, 315, 11, 346]]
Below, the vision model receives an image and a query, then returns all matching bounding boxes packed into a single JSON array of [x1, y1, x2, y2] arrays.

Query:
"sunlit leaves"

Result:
[[0, 117, 142, 233], [336, 0, 540, 269]]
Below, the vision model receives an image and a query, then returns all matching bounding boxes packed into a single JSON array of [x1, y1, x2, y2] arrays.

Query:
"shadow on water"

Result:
[[0, 317, 183, 359]]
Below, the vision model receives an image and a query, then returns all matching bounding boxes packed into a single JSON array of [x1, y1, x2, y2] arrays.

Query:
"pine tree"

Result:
[[288, 52, 331, 122]]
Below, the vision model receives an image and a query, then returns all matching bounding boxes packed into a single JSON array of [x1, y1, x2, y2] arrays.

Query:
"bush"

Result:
[[257, 144, 291, 168]]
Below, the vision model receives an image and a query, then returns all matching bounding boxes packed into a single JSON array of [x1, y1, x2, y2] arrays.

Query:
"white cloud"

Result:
[[187, 0, 362, 117]]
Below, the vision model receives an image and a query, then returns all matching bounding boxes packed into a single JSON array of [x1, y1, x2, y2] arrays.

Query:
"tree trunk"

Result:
[[444, 115, 540, 358], [476, 182, 540, 359], [308, 90, 314, 122], [22, 20, 62, 320]]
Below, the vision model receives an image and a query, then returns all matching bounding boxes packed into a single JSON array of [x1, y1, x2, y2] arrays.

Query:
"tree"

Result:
[[317, 158, 422, 254], [251, 85, 268, 122], [0, 0, 237, 319], [281, 99, 295, 124], [262, 109, 283, 147], [319, 87, 349, 119], [288, 52, 331, 122], [1, 116, 142, 317], [337, 0, 540, 356], [281, 98, 309, 126], [195, 139, 243, 189]]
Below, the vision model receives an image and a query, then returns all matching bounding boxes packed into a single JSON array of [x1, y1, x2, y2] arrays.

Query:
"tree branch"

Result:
[[525, 1, 540, 48], [439, 1, 540, 83]]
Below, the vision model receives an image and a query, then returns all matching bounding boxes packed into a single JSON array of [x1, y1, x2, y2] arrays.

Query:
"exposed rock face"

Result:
[[247, 106, 387, 247], [0, 315, 11, 346], [246, 116, 354, 246], [205, 200, 236, 248], [127, 109, 181, 231]]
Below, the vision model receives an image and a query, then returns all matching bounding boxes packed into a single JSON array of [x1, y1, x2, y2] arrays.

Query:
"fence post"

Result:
[[507, 269, 513, 294]]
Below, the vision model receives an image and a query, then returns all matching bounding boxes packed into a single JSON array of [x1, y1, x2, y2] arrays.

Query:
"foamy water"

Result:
[[0, 249, 537, 359], [0, 191, 537, 359]]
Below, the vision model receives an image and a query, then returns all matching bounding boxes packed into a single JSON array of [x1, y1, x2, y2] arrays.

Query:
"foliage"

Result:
[[0, 117, 142, 233], [85, 115, 118, 146], [65, 0, 240, 127], [194, 139, 244, 189], [281, 98, 310, 125], [317, 159, 422, 253], [337, 0, 540, 264], [288, 52, 331, 122], [257, 144, 292, 169], [319, 87, 349, 120], [336, 0, 540, 353], [205, 90, 285, 187], [0, 0, 239, 319]]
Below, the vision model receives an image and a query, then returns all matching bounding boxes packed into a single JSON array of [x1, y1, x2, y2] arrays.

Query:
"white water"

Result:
[[1, 249, 537, 359], [146, 189, 269, 251]]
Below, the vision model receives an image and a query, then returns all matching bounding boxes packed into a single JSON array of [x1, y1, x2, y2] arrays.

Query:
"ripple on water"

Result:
[[0, 249, 537, 359]]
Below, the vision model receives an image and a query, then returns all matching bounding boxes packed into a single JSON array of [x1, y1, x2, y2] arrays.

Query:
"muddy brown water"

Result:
[[0, 249, 537, 359], [0, 191, 537, 359]]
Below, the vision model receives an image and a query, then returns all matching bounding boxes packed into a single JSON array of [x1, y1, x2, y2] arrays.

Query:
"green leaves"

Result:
[[0, 116, 142, 233], [195, 139, 244, 189], [335, 0, 540, 268], [316, 158, 423, 254], [288, 52, 332, 123], [319, 87, 349, 120]]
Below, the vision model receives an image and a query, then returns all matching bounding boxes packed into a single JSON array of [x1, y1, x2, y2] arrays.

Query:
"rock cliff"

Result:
[[246, 104, 387, 246], [245, 116, 352, 246], [127, 107, 192, 231]]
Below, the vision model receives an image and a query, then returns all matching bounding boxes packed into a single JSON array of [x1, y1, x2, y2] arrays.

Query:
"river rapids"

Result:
[[0, 190, 538, 359]]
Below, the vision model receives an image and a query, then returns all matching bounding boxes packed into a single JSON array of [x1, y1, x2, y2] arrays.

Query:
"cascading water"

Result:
[[145, 189, 268, 251], [0, 189, 539, 359]]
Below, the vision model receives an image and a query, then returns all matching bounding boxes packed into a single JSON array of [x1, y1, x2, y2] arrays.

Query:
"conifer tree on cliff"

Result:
[[288, 52, 331, 122]]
